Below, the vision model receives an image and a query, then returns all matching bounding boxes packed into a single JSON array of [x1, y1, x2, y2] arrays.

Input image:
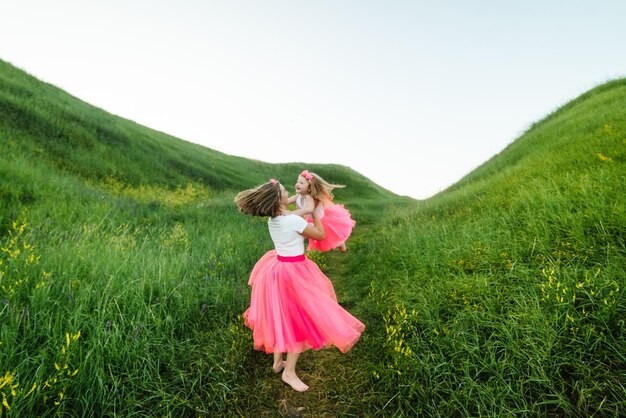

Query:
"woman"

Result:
[[235, 179, 365, 392]]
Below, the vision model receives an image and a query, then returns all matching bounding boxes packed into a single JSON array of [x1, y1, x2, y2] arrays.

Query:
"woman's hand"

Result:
[[302, 205, 325, 240]]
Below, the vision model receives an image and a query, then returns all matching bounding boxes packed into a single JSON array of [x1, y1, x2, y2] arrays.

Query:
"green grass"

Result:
[[1, 58, 626, 416], [345, 79, 626, 416]]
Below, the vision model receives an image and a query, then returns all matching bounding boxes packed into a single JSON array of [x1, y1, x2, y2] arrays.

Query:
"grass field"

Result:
[[1, 59, 625, 416]]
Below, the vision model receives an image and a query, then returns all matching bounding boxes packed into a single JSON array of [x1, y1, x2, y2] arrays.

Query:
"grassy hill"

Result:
[[346, 78, 626, 416], [1, 57, 625, 417], [0, 59, 400, 216]]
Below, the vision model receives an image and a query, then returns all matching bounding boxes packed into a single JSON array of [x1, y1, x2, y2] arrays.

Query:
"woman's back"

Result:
[[268, 214, 308, 256]]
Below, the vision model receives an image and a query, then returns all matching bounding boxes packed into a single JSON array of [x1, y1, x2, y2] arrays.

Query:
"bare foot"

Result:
[[272, 360, 286, 374], [339, 242, 347, 252], [282, 371, 309, 392]]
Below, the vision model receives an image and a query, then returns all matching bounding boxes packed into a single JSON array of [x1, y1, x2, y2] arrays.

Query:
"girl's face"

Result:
[[295, 176, 310, 196]]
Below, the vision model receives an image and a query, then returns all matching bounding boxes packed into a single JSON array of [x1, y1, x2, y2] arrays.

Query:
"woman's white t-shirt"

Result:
[[268, 214, 308, 256]]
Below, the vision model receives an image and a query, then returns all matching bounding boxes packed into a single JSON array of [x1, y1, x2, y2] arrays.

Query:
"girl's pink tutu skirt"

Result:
[[307, 203, 356, 252], [243, 250, 365, 354]]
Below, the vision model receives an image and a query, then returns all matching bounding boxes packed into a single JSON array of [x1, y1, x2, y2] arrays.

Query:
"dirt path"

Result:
[[238, 250, 372, 417]]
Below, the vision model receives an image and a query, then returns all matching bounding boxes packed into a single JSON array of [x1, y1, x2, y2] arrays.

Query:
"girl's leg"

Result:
[[282, 352, 309, 392], [272, 351, 286, 373], [338, 241, 347, 252]]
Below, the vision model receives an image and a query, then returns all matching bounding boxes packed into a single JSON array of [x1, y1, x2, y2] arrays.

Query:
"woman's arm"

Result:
[[301, 203, 325, 241]]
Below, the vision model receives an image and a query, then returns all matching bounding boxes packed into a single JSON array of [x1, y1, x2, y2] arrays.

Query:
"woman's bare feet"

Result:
[[272, 360, 286, 374], [282, 371, 309, 392]]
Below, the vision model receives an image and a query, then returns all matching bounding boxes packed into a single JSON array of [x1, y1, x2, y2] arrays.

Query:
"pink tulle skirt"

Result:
[[307, 203, 356, 252], [243, 250, 365, 354]]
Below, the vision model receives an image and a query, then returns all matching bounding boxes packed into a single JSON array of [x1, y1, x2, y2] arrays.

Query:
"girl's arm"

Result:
[[289, 195, 315, 217], [301, 202, 325, 240], [287, 195, 298, 205]]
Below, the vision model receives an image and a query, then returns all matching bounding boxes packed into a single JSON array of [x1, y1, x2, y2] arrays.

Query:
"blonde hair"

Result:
[[235, 181, 282, 217], [302, 171, 345, 203]]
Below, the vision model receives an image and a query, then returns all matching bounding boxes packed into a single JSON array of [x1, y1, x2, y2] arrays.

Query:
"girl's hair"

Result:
[[301, 170, 345, 203], [235, 180, 282, 217]]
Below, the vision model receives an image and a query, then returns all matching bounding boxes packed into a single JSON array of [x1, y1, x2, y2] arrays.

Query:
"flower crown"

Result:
[[300, 170, 313, 180]]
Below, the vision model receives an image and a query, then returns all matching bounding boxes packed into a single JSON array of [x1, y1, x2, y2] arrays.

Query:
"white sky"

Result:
[[2, 1, 625, 199]]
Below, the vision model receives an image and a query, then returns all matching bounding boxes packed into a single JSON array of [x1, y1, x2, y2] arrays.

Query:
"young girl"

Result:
[[288, 170, 356, 252], [235, 179, 365, 392]]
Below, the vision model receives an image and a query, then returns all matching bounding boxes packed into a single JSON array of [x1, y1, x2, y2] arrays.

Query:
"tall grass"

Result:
[[1, 154, 260, 415], [347, 80, 626, 416]]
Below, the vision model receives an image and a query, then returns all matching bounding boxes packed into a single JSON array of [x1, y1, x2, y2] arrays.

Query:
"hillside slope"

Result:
[[446, 78, 626, 196], [0, 59, 400, 207], [345, 78, 626, 416]]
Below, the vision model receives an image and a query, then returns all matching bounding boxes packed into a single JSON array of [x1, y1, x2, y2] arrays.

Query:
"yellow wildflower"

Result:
[[25, 382, 37, 398], [0, 372, 14, 390]]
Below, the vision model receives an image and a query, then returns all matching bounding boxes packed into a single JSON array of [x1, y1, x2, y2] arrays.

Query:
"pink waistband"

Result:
[[277, 254, 305, 262]]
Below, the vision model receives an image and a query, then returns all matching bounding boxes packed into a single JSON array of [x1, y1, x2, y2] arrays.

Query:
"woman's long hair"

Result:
[[235, 181, 282, 217]]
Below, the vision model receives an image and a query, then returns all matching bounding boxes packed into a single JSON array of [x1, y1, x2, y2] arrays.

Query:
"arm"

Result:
[[287, 195, 298, 205], [289, 195, 315, 217], [301, 203, 325, 241]]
